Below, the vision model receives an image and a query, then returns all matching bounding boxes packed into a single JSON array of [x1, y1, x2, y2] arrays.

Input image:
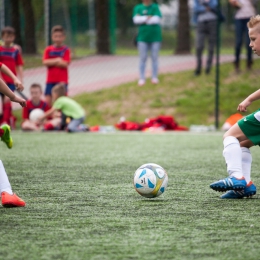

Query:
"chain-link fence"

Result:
[[1, 0, 259, 56]]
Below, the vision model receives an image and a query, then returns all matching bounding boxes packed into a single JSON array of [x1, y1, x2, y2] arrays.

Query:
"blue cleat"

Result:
[[221, 182, 257, 199], [210, 176, 246, 192]]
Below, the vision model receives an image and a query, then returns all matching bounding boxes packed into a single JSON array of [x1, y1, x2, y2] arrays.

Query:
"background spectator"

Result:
[[21, 83, 50, 131], [133, 0, 162, 86], [229, 0, 257, 72], [42, 25, 70, 106], [193, 0, 218, 76], [0, 26, 23, 128]]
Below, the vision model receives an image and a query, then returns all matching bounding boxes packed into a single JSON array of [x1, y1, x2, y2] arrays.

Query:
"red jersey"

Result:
[[43, 45, 70, 84], [0, 46, 23, 83], [22, 99, 50, 120]]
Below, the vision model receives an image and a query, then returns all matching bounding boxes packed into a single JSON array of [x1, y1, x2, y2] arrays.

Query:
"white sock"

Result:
[[0, 160, 13, 195], [241, 147, 252, 184], [223, 136, 243, 179]]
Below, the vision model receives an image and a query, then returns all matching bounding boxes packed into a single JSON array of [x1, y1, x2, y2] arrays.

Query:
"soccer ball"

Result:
[[29, 108, 44, 122], [133, 163, 168, 198]]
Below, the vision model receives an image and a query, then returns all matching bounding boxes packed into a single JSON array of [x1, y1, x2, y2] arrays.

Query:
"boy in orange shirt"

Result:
[[42, 25, 70, 106]]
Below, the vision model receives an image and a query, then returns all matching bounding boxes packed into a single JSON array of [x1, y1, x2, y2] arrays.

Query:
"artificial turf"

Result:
[[1, 131, 260, 260]]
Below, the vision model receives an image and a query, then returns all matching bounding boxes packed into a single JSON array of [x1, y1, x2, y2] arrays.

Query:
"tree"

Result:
[[175, 0, 191, 54], [96, 0, 110, 54], [10, 0, 23, 47], [96, 0, 172, 54], [21, 0, 37, 54], [116, 0, 172, 36]]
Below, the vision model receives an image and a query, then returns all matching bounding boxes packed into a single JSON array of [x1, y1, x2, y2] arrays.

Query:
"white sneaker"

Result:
[[138, 79, 145, 86], [151, 78, 159, 84]]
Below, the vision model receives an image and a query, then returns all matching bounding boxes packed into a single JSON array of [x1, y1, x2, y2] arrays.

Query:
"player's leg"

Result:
[[240, 140, 253, 184], [210, 123, 247, 192], [43, 117, 62, 131], [67, 117, 85, 132], [137, 41, 148, 86], [150, 42, 161, 84], [45, 95, 52, 107], [0, 124, 13, 149], [2, 83, 16, 127], [234, 19, 243, 72], [0, 160, 25, 207], [221, 139, 256, 199], [195, 21, 205, 76], [44, 83, 55, 107], [244, 18, 253, 69], [21, 120, 40, 131], [206, 20, 217, 74]]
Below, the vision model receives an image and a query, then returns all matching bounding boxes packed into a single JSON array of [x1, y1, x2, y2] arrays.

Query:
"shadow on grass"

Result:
[[137, 199, 170, 204]]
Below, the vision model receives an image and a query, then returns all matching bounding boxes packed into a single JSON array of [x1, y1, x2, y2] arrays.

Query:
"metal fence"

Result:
[[0, 0, 246, 56]]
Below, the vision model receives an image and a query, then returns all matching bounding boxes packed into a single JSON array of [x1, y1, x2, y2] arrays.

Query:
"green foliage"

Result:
[[1, 132, 260, 259]]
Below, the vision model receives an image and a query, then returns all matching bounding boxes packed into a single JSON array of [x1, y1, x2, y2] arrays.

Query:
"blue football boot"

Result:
[[210, 176, 246, 192], [221, 182, 257, 199]]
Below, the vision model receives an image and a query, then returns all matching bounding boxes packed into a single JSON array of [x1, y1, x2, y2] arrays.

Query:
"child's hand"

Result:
[[13, 78, 24, 92], [237, 99, 251, 112], [10, 95, 26, 107]]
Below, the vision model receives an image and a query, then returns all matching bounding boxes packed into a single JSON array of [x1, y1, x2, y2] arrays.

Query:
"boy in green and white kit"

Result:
[[210, 15, 260, 199], [38, 83, 86, 132], [133, 0, 162, 86]]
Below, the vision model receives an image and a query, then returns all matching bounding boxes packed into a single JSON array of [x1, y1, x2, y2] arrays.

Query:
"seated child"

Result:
[[21, 83, 61, 131], [38, 83, 87, 132]]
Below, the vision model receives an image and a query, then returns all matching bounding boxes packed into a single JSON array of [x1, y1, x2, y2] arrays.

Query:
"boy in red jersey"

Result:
[[43, 25, 70, 106], [0, 27, 23, 127], [0, 61, 26, 207], [21, 83, 61, 131], [21, 83, 50, 131]]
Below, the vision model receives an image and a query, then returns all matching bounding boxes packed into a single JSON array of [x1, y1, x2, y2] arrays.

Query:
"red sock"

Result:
[[3, 102, 12, 125], [0, 128, 4, 137], [44, 122, 54, 131]]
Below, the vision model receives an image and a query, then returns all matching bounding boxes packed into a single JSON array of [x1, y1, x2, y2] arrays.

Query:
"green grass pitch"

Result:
[[1, 132, 260, 260]]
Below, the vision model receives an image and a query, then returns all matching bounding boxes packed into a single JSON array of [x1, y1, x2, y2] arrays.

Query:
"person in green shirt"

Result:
[[133, 0, 162, 86], [38, 83, 86, 132]]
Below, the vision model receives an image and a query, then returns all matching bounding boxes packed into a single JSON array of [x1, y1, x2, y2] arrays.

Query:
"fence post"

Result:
[[88, 0, 95, 50], [70, 0, 77, 48], [215, 0, 221, 130], [44, 0, 52, 46], [0, 0, 5, 32], [109, 0, 116, 54]]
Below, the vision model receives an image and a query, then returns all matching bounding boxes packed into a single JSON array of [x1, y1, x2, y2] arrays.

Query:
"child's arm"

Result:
[[37, 107, 57, 123], [237, 89, 260, 112], [0, 63, 23, 91], [56, 59, 69, 68], [16, 65, 23, 83], [43, 58, 69, 68], [43, 58, 62, 67], [0, 78, 26, 107]]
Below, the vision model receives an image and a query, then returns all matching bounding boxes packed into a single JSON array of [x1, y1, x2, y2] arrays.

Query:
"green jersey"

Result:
[[53, 96, 85, 119], [133, 3, 162, 43]]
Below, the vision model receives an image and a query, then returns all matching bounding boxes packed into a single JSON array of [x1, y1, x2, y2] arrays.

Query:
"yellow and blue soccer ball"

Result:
[[133, 163, 168, 198]]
